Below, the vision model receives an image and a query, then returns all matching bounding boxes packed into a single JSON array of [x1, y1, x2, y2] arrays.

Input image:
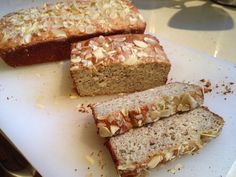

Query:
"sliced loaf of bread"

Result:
[[70, 34, 170, 96], [107, 107, 224, 177], [90, 82, 204, 137]]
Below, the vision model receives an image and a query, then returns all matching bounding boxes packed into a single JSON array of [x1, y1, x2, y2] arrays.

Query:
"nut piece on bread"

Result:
[[107, 107, 224, 177], [90, 82, 204, 137], [0, 0, 146, 67], [70, 34, 171, 96]]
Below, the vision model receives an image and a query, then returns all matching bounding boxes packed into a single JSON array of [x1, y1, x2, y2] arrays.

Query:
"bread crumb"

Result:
[[76, 104, 90, 113], [85, 155, 95, 165], [168, 163, 183, 174], [200, 79, 212, 93]]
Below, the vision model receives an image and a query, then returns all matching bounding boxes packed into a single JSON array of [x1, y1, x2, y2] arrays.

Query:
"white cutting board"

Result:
[[0, 35, 236, 177]]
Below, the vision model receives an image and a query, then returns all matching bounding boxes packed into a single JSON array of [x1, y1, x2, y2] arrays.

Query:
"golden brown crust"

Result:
[[0, 0, 146, 67]]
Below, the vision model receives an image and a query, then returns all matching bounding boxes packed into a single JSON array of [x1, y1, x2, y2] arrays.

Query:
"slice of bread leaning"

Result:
[[90, 82, 204, 137], [107, 107, 224, 177]]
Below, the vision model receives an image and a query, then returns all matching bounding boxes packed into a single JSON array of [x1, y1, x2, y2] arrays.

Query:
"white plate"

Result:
[[0, 34, 236, 177]]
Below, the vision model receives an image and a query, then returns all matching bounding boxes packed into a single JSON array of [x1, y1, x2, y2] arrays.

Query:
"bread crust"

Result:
[[0, 0, 146, 67]]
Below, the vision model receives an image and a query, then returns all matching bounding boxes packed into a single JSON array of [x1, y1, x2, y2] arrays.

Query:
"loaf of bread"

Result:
[[0, 0, 146, 67], [90, 82, 204, 137], [70, 34, 171, 96], [107, 107, 224, 177]]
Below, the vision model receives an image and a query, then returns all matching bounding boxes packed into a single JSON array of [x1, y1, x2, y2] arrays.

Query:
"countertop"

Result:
[[133, 0, 236, 63]]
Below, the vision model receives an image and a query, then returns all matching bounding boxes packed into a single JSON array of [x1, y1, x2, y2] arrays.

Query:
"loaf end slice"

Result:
[[0, 0, 145, 67], [107, 107, 224, 177], [90, 82, 203, 137], [70, 34, 171, 96]]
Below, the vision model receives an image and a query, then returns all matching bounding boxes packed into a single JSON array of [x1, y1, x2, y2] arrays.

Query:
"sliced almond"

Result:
[[96, 115, 107, 120], [180, 93, 198, 109], [51, 29, 67, 38], [99, 125, 112, 137], [137, 120, 142, 126], [133, 40, 148, 48], [137, 51, 148, 58], [177, 104, 190, 112], [164, 151, 174, 161], [110, 125, 120, 134], [145, 116, 152, 123], [76, 43, 82, 49], [71, 56, 82, 63], [113, 37, 126, 42], [23, 33, 32, 44], [159, 109, 171, 117], [97, 122, 106, 127], [98, 35, 105, 43], [149, 111, 160, 120], [147, 155, 163, 169], [121, 107, 129, 117], [144, 37, 157, 44], [123, 55, 138, 65], [118, 164, 136, 171], [93, 47, 104, 59], [86, 25, 96, 34]]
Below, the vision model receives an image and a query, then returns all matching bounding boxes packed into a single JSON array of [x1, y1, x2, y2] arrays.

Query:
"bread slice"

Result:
[[70, 34, 171, 96], [90, 82, 204, 137], [107, 107, 224, 177], [0, 0, 145, 67]]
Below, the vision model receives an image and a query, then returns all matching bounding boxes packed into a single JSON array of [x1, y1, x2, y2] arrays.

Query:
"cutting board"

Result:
[[0, 35, 236, 177]]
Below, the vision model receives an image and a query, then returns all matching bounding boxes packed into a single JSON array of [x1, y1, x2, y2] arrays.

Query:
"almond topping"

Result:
[[159, 110, 171, 117], [76, 43, 82, 49], [144, 37, 157, 44], [149, 111, 160, 120], [86, 25, 96, 34], [51, 29, 67, 38], [147, 155, 163, 169], [133, 40, 148, 48], [121, 107, 129, 117], [123, 55, 138, 65], [93, 47, 104, 59], [164, 151, 174, 160], [110, 125, 120, 134], [118, 164, 136, 171], [23, 33, 32, 44], [99, 126, 112, 137]]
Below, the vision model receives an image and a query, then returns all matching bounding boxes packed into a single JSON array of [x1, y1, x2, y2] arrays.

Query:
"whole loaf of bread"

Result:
[[0, 0, 146, 66]]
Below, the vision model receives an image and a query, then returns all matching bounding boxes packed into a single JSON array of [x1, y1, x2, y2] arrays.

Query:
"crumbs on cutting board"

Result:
[[167, 163, 184, 174], [199, 79, 235, 98], [76, 103, 90, 113]]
